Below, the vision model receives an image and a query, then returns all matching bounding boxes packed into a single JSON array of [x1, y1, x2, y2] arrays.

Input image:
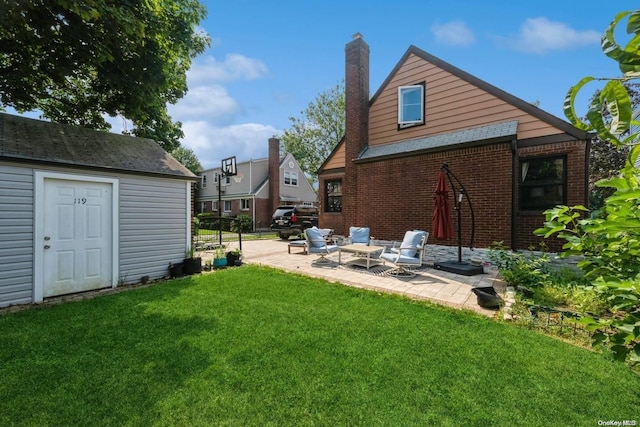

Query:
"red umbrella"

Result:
[[432, 171, 454, 240]]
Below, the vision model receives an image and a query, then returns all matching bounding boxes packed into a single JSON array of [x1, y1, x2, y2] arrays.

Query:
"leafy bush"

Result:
[[488, 243, 551, 289], [534, 9, 640, 365], [231, 214, 253, 233]]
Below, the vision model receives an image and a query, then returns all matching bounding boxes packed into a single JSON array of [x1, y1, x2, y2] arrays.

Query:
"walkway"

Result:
[[234, 239, 504, 317]]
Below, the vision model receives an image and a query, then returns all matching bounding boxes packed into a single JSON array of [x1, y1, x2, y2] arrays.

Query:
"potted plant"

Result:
[[226, 247, 242, 267], [169, 261, 184, 278], [213, 246, 227, 268], [183, 246, 202, 275]]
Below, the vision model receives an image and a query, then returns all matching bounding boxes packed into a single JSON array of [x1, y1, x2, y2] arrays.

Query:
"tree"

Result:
[[171, 146, 202, 174], [0, 0, 210, 151], [537, 10, 640, 366], [587, 83, 639, 209], [280, 80, 345, 186]]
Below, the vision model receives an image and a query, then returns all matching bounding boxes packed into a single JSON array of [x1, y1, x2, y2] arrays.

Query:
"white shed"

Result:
[[0, 113, 197, 307]]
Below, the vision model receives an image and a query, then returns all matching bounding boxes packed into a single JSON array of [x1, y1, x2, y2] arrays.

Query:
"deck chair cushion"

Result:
[[399, 230, 424, 257], [349, 227, 370, 245], [306, 227, 326, 248]]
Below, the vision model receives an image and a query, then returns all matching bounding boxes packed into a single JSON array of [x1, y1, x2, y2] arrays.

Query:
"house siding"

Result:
[[0, 165, 34, 307], [119, 176, 188, 282], [368, 53, 563, 146], [318, 38, 589, 252]]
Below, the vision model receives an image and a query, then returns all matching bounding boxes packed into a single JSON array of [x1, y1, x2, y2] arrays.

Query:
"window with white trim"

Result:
[[213, 172, 219, 184], [201, 174, 207, 188], [212, 201, 218, 211], [224, 200, 231, 212], [284, 171, 298, 186], [398, 83, 425, 129], [325, 179, 342, 212], [241, 199, 250, 210]]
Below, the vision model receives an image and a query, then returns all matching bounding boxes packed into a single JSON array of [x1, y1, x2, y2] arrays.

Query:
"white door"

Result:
[[42, 178, 113, 297]]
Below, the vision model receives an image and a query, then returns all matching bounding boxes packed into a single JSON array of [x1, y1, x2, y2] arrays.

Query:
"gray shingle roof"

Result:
[[357, 120, 518, 161], [0, 113, 195, 178]]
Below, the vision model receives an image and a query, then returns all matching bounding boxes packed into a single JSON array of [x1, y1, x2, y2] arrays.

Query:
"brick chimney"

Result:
[[343, 32, 370, 227], [268, 137, 280, 214]]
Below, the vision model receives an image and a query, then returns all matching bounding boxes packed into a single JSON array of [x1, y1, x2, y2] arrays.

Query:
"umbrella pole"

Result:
[[457, 189, 463, 263], [433, 164, 483, 276]]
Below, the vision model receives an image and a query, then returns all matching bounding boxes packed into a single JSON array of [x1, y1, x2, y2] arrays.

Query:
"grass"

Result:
[[1, 266, 638, 426]]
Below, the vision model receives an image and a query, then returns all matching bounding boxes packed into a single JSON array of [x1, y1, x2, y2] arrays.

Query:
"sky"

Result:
[[10, 1, 640, 170]]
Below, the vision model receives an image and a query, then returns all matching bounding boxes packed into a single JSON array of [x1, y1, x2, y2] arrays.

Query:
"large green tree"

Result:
[[280, 80, 345, 186], [171, 146, 202, 174], [0, 0, 210, 151]]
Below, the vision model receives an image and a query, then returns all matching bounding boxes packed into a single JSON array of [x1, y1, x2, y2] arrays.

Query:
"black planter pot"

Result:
[[169, 262, 184, 278], [472, 286, 504, 309], [183, 257, 202, 275], [226, 252, 242, 267]]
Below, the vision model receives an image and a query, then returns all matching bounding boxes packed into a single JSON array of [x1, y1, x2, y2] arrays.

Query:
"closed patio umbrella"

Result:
[[432, 170, 454, 240]]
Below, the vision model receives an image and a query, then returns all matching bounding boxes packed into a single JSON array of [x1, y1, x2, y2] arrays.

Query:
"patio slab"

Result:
[[235, 239, 502, 317]]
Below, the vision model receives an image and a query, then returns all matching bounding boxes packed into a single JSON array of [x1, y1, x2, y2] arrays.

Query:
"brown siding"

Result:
[[369, 53, 564, 146], [322, 143, 346, 170]]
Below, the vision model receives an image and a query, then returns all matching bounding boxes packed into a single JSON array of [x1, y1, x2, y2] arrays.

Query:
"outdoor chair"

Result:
[[380, 230, 429, 276], [345, 226, 371, 245], [305, 226, 339, 263]]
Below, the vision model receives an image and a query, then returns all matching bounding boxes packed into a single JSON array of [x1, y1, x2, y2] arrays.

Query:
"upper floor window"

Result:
[[284, 171, 298, 186], [213, 173, 219, 184], [201, 174, 207, 188], [398, 83, 425, 129], [325, 179, 342, 212], [520, 156, 566, 210]]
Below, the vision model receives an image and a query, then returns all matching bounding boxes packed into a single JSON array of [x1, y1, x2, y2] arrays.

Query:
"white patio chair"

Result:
[[380, 230, 428, 276], [305, 226, 339, 263]]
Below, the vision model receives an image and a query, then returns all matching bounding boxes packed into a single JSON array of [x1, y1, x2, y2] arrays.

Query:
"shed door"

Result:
[[42, 178, 113, 297]]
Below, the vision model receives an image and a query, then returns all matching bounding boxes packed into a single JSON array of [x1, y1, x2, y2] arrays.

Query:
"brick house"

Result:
[[317, 34, 590, 251], [196, 138, 318, 231]]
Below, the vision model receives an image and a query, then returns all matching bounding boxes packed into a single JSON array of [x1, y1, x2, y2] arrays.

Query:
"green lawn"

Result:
[[1, 266, 638, 426]]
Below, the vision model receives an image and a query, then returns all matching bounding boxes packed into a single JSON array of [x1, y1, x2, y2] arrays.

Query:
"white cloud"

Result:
[[180, 121, 280, 169], [169, 84, 240, 124], [187, 54, 269, 85], [431, 21, 475, 47], [504, 17, 600, 54]]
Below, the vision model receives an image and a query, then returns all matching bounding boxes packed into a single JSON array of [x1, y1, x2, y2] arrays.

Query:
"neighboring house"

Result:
[[196, 138, 318, 231], [317, 34, 590, 251], [0, 113, 197, 308]]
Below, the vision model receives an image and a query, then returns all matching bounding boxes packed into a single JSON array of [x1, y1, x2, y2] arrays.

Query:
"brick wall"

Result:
[[329, 138, 587, 251], [343, 34, 370, 231], [515, 139, 588, 251]]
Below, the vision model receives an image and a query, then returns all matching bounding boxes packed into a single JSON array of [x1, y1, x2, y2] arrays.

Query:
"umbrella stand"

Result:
[[433, 163, 484, 276]]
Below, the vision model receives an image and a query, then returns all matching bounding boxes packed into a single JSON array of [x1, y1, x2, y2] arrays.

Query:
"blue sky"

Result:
[[10, 1, 640, 169]]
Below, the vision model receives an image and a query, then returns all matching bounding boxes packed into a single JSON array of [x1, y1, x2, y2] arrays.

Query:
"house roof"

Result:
[[0, 113, 196, 179], [371, 45, 588, 140], [357, 120, 518, 162]]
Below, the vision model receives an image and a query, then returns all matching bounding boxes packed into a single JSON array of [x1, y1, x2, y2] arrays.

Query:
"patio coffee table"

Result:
[[338, 244, 384, 270]]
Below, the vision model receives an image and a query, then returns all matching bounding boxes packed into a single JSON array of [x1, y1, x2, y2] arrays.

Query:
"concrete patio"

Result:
[[233, 239, 504, 317]]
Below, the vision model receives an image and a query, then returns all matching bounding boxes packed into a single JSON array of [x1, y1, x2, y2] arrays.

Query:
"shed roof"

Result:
[[356, 120, 518, 162], [0, 113, 196, 179]]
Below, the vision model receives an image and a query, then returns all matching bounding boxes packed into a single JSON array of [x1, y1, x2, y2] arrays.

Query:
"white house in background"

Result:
[[0, 112, 197, 308], [196, 138, 318, 231]]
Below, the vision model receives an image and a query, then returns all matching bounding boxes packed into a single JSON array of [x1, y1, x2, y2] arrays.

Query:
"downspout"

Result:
[[511, 138, 518, 251]]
